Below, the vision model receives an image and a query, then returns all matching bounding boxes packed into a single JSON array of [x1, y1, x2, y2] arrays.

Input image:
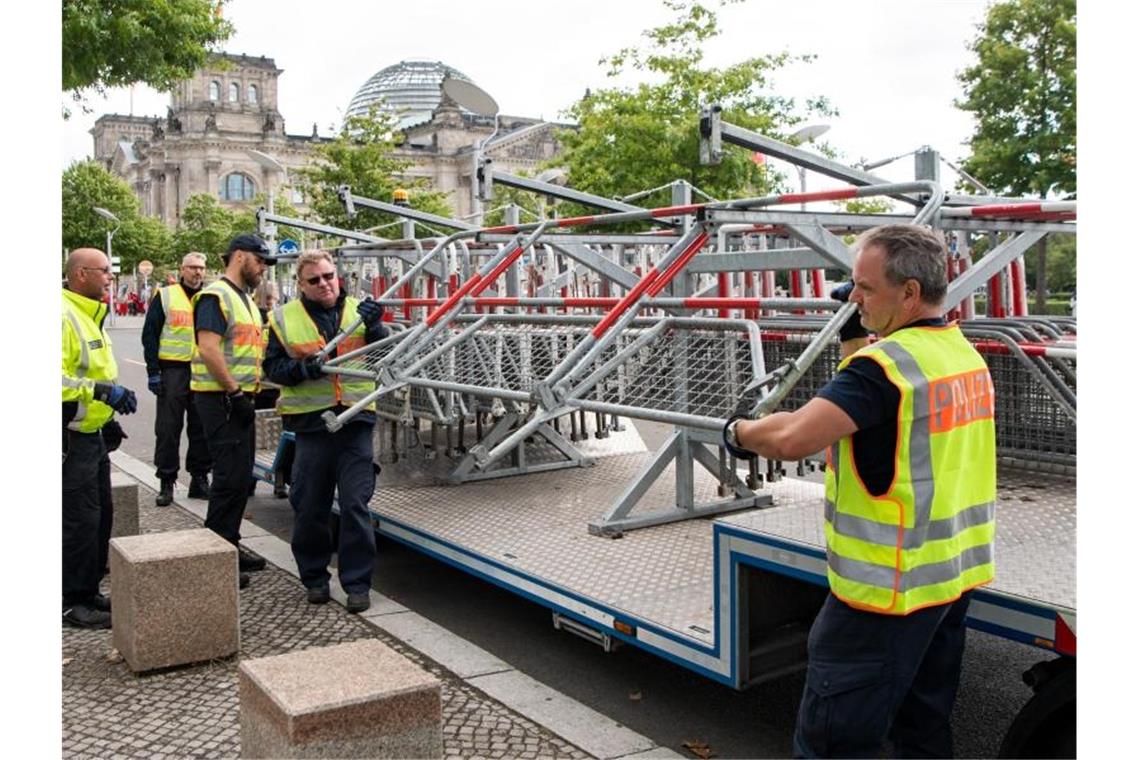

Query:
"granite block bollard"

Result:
[[109, 472, 139, 538], [109, 528, 240, 672], [239, 638, 443, 759]]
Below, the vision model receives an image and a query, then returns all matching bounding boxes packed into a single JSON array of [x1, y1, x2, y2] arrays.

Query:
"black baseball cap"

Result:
[[224, 233, 277, 264]]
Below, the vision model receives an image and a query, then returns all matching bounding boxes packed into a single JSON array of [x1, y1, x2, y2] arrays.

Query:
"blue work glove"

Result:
[[357, 298, 384, 327], [94, 383, 138, 414], [148, 373, 165, 396], [300, 355, 325, 381], [830, 281, 869, 342]]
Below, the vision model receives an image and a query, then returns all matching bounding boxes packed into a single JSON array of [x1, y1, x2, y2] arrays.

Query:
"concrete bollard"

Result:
[[109, 472, 139, 538], [239, 638, 443, 759], [110, 528, 239, 672]]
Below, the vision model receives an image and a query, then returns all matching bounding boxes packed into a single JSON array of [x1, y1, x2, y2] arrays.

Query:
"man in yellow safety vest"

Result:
[[723, 225, 996, 758], [263, 250, 388, 613], [63, 248, 138, 629], [142, 252, 212, 506], [190, 234, 276, 589]]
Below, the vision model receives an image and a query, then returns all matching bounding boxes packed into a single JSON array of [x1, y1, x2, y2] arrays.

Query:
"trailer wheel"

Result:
[[998, 657, 1075, 759]]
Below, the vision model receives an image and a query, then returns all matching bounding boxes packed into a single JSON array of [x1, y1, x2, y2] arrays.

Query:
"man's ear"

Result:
[[904, 278, 921, 303]]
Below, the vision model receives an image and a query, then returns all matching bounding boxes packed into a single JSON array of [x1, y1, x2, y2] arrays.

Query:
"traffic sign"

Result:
[[138, 260, 154, 276], [111, 255, 121, 274], [277, 239, 300, 255]]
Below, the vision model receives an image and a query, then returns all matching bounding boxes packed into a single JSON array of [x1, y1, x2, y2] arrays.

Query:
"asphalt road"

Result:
[[107, 315, 1049, 758]]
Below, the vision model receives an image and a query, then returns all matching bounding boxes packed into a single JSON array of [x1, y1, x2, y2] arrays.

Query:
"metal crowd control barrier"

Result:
[[314, 181, 945, 533]]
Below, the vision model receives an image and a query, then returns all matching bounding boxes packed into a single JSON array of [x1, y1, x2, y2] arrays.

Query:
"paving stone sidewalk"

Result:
[[62, 475, 591, 760]]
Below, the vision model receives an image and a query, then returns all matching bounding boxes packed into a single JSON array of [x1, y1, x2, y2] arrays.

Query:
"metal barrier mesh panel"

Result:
[[593, 329, 755, 420]]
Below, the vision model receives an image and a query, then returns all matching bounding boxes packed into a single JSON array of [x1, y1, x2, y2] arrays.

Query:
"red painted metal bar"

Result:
[[717, 272, 730, 318], [1010, 258, 1027, 317], [646, 232, 711, 297], [987, 274, 1005, 318], [590, 269, 662, 338], [426, 272, 483, 327]]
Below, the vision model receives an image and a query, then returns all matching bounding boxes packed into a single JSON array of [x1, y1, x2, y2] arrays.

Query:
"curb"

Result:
[[109, 449, 681, 760]]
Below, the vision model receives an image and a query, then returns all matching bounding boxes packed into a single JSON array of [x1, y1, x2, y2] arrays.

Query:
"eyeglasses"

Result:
[[82, 266, 112, 275], [303, 271, 337, 286]]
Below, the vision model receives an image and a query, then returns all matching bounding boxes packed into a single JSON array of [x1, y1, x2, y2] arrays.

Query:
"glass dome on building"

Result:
[[345, 59, 481, 129]]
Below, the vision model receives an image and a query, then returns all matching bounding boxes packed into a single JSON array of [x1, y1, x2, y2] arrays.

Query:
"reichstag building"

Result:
[[92, 54, 565, 227]]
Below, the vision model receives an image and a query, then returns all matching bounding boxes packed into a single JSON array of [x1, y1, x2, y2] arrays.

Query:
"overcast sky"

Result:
[[60, 0, 993, 190]]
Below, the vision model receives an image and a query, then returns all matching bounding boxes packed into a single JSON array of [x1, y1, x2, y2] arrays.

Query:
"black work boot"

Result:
[[155, 478, 174, 507], [238, 548, 266, 572], [188, 474, 210, 499], [63, 604, 111, 629]]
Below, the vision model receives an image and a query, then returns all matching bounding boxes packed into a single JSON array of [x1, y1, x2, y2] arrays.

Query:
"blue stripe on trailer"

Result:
[[713, 522, 1065, 655]]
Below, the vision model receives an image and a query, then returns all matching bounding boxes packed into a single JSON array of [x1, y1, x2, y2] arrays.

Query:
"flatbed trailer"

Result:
[[254, 418, 1076, 756]]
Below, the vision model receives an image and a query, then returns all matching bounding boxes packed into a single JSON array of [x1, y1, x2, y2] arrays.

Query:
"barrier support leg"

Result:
[[588, 428, 770, 537]]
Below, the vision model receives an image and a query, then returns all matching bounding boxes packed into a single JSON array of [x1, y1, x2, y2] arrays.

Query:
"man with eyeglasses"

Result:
[[191, 234, 277, 589], [63, 248, 138, 629], [142, 252, 213, 507], [263, 250, 388, 613]]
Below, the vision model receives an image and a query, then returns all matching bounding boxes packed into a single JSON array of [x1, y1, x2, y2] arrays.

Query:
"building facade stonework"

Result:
[[93, 55, 566, 228]]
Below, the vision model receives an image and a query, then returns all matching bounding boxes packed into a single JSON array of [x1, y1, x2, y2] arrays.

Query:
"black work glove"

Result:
[[722, 415, 758, 461], [224, 390, 257, 426], [830, 281, 869, 342], [94, 383, 138, 414], [148, 373, 165, 396], [357, 298, 384, 327], [101, 419, 128, 453], [300, 355, 325, 381]]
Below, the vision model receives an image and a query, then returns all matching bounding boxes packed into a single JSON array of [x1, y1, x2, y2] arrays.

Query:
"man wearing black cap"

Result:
[[190, 234, 277, 589]]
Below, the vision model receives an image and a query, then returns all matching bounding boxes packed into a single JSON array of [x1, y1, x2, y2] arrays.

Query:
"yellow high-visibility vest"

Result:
[[62, 288, 119, 433], [268, 298, 375, 416], [156, 284, 195, 362], [823, 324, 997, 615], [189, 280, 262, 392]]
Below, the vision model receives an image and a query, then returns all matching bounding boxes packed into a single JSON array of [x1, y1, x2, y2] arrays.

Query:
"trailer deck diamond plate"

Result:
[[719, 468, 1076, 612]]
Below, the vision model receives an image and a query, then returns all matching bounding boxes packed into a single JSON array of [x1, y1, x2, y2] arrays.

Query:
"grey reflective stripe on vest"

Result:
[[875, 340, 935, 530], [64, 309, 92, 428], [828, 541, 994, 593], [271, 304, 295, 355], [826, 498, 994, 550]]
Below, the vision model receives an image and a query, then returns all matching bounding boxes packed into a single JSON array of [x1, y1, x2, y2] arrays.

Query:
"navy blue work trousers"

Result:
[[194, 392, 254, 546], [289, 422, 377, 594], [62, 429, 112, 606], [153, 364, 211, 481], [793, 591, 973, 759]]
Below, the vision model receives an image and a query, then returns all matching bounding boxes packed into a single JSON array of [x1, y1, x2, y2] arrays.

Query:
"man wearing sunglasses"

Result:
[[63, 248, 138, 628], [263, 250, 388, 613], [190, 234, 277, 590]]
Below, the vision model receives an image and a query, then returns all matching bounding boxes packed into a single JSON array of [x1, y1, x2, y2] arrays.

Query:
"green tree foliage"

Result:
[[553, 0, 835, 223], [297, 107, 453, 236], [172, 194, 239, 267], [62, 160, 173, 272], [955, 0, 1076, 197], [63, 0, 233, 111]]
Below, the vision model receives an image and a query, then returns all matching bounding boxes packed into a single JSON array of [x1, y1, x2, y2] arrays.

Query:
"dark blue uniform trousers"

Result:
[[793, 591, 973, 759], [290, 423, 377, 594], [62, 429, 113, 606], [194, 392, 254, 546]]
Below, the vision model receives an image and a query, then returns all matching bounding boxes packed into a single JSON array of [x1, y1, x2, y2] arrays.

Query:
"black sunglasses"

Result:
[[303, 271, 337, 286]]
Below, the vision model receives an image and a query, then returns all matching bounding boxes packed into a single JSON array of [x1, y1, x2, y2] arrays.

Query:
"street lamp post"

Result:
[[786, 125, 830, 301], [245, 148, 288, 281], [441, 78, 500, 227], [93, 206, 121, 324]]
